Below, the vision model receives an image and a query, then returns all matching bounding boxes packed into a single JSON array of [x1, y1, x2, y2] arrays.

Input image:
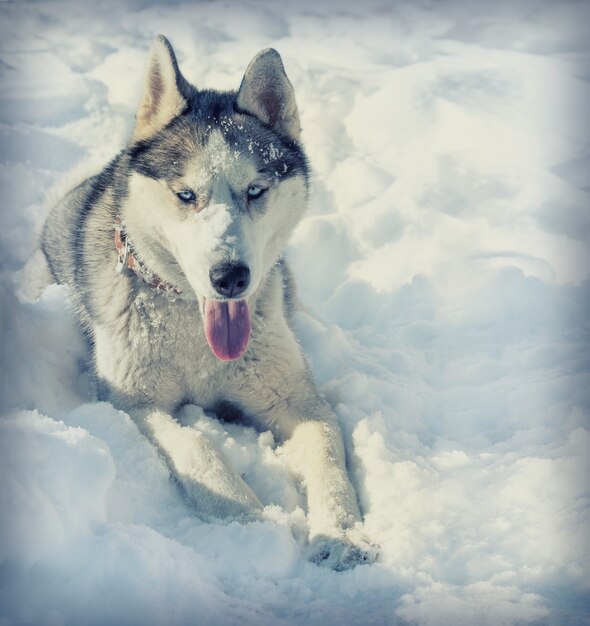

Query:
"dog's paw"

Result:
[[307, 529, 378, 571]]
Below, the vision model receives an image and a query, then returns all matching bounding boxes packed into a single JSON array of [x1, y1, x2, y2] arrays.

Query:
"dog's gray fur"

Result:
[[36, 36, 374, 570]]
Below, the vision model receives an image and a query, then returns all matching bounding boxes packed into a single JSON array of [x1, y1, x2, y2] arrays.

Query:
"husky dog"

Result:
[[37, 36, 374, 570]]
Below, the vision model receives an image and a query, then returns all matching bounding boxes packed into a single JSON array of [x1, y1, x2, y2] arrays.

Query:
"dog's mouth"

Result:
[[203, 298, 251, 361]]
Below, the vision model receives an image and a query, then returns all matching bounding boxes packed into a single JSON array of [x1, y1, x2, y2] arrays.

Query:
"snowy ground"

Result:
[[1, 1, 589, 624]]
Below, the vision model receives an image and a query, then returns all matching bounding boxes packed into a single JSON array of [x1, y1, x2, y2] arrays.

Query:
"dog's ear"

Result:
[[236, 49, 301, 141], [133, 35, 187, 142]]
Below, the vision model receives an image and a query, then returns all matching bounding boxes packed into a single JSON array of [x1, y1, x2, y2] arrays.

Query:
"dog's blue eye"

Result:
[[247, 185, 266, 200], [177, 190, 196, 203]]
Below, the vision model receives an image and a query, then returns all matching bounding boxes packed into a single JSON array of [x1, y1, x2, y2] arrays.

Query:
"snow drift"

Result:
[[1, 1, 589, 624]]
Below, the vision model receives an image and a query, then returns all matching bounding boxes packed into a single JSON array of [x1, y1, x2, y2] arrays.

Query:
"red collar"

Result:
[[114, 217, 181, 295]]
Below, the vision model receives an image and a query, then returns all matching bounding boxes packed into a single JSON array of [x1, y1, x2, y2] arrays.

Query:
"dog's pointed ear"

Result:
[[236, 49, 301, 141], [133, 35, 187, 142]]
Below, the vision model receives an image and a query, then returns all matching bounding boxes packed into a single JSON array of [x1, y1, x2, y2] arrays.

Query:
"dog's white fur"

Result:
[[34, 36, 375, 569]]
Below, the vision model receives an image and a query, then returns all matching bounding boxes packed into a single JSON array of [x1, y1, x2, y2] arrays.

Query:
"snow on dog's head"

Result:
[[119, 36, 309, 359]]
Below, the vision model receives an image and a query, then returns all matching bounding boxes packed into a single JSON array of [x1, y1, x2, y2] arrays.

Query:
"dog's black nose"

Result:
[[210, 263, 250, 298]]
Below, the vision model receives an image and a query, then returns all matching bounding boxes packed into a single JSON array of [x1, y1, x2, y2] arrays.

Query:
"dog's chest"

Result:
[[96, 287, 221, 408], [133, 290, 215, 371]]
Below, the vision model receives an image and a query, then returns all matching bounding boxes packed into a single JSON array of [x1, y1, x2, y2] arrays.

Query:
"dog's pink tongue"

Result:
[[204, 299, 251, 361]]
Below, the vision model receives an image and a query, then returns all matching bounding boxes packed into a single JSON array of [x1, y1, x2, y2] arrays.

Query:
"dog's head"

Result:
[[121, 36, 309, 360]]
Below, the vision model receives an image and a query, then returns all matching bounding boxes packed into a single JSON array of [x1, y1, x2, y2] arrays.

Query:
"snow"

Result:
[[1, 1, 589, 624]]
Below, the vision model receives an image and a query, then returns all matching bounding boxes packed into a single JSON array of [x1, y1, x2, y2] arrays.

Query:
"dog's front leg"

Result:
[[280, 408, 360, 535], [278, 399, 376, 570], [236, 378, 375, 569], [133, 407, 263, 521]]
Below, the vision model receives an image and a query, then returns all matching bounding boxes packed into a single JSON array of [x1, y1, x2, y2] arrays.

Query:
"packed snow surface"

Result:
[[1, 1, 589, 624]]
